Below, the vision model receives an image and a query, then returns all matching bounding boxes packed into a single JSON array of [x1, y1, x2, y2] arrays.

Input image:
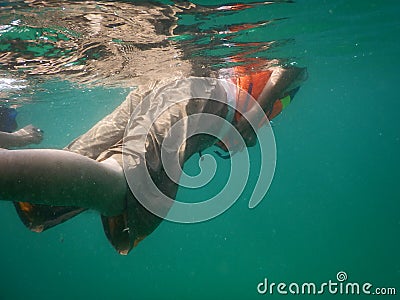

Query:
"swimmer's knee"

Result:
[[100, 156, 123, 173]]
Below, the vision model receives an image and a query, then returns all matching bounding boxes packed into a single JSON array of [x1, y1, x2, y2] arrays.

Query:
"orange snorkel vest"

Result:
[[215, 67, 298, 155]]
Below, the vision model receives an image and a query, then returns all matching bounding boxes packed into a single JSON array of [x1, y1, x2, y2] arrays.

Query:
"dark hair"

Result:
[[0, 105, 18, 132]]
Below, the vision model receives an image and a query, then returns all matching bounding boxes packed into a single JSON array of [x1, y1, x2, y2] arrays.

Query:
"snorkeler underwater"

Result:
[[0, 0, 308, 254], [0, 1, 398, 299]]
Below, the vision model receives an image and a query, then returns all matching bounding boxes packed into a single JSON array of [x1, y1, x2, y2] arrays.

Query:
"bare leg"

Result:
[[0, 149, 127, 216]]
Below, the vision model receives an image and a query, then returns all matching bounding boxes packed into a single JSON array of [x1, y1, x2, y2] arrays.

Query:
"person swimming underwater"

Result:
[[0, 1, 306, 255], [0, 62, 306, 254]]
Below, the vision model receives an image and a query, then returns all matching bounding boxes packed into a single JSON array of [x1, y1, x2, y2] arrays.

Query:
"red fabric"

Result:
[[232, 68, 273, 121]]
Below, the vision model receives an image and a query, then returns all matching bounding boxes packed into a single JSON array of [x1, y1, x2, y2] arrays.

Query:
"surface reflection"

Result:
[[0, 0, 296, 91]]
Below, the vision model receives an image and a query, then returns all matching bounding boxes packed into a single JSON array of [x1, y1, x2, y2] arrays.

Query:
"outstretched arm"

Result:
[[0, 149, 127, 216], [0, 125, 43, 149]]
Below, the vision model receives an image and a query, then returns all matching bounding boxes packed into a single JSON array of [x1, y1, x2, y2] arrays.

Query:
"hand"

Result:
[[13, 124, 44, 146]]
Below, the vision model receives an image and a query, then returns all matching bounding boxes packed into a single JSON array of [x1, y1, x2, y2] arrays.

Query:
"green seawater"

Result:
[[0, 0, 399, 299]]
